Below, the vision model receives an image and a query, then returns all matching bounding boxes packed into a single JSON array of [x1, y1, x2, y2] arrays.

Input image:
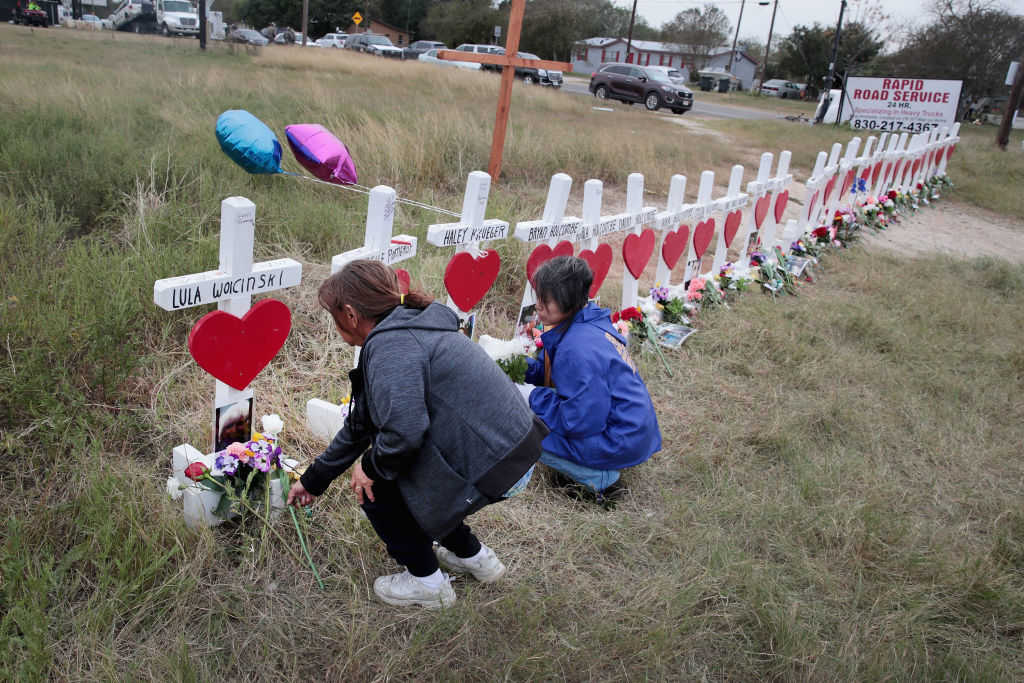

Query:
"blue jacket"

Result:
[[526, 303, 661, 470]]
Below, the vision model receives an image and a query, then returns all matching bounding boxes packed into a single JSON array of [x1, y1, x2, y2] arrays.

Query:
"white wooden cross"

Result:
[[680, 171, 717, 285], [822, 137, 861, 221], [851, 135, 877, 204], [813, 142, 843, 227], [885, 133, 911, 193], [619, 173, 658, 310], [709, 164, 750, 275], [871, 132, 898, 199], [651, 174, 691, 288], [577, 173, 656, 254], [427, 170, 509, 315], [936, 123, 960, 177], [753, 151, 794, 259], [330, 185, 418, 274], [154, 196, 303, 526], [762, 150, 820, 258], [736, 152, 773, 268]]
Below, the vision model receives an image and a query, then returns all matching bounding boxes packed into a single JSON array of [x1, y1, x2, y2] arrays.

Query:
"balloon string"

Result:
[[281, 171, 462, 218]]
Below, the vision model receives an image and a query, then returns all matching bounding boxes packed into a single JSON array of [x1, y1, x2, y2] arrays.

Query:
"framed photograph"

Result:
[[655, 323, 696, 349], [788, 256, 811, 278], [514, 303, 540, 341], [458, 313, 477, 340], [214, 397, 253, 451]]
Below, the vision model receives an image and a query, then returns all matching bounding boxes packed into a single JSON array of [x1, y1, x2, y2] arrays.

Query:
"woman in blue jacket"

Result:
[[525, 256, 661, 505]]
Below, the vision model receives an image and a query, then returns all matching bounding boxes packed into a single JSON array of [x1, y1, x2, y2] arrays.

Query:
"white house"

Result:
[[572, 37, 759, 91]]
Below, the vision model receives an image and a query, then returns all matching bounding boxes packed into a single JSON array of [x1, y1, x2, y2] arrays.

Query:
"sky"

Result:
[[612, 0, 942, 45]]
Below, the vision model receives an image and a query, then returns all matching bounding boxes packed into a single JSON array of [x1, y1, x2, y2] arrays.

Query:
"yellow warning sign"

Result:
[[352, 12, 363, 25]]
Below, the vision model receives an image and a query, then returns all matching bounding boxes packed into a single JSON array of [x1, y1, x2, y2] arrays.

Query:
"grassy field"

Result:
[[3, 25, 1024, 681]]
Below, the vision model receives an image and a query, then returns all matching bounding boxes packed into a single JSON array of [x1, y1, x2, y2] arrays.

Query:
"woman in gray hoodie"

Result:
[[288, 260, 547, 608]]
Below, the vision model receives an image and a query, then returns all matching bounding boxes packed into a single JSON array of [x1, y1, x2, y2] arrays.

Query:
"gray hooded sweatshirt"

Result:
[[300, 302, 547, 539]]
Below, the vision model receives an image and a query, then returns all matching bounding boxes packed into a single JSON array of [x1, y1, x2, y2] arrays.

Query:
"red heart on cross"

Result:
[[892, 160, 904, 180], [723, 210, 743, 247], [444, 250, 501, 312], [754, 195, 771, 229], [861, 166, 871, 182], [773, 190, 789, 223], [526, 240, 574, 287], [622, 229, 656, 278], [947, 144, 957, 161], [395, 268, 411, 295], [661, 225, 690, 270], [822, 176, 837, 205], [840, 169, 856, 197], [692, 219, 715, 260], [805, 191, 818, 221], [188, 298, 292, 391], [873, 162, 884, 186], [912, 159, 921, 176], [579, 243, 613, 298]]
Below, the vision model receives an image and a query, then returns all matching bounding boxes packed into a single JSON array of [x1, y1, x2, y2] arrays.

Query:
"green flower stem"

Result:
[[643, 319, 673, 377], [290, 506, 325, 591]]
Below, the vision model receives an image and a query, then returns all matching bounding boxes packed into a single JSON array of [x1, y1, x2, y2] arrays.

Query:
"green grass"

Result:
[[3, 24, 1024, 681]]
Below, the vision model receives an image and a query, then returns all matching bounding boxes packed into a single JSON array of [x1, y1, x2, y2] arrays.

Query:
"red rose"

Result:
[[184, 462, 209, 481], [622, 307, 642, 322], [535, 338, 543, 349], [611, 311, 620, 323], [887, 189, 898, 200], [812, 226, 828, 238]]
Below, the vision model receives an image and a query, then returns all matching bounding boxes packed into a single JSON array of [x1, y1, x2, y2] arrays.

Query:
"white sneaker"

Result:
[[434, 544, 507, 583], [373, 570, 456, 609]]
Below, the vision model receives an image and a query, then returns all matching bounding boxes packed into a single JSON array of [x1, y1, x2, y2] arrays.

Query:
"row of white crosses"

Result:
[[154, 197, 304, 527]]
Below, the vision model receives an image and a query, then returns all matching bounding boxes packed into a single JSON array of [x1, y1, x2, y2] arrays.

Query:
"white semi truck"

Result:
[[108, 0, 199, 36]]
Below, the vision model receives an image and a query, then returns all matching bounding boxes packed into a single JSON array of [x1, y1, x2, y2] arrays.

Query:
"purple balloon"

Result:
[[284, 124, 358, 185]]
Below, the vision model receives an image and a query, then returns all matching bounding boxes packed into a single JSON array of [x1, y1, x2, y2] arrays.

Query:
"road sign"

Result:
[[352, 11, 362, 25]]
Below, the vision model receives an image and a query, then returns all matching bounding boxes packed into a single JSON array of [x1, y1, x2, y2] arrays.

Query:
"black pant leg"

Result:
[[439, 523, 482, 559], [360, 478, 439, 577]]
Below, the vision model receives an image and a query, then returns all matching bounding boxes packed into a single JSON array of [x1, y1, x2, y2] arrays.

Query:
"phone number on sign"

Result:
[[851, 119, 938, 132]]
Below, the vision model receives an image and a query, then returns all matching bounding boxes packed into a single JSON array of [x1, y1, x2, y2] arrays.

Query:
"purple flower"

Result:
[[215, 454, 238, 476], [252, 452, 271, 473]]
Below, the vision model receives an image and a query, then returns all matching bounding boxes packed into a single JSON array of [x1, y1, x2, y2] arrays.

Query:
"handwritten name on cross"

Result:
[[330, 185, 418, 274], [514, 173, 581, 246], [435, 0, 571, 181], [427, 171, 509, 314], [154, 198, 302, 445]]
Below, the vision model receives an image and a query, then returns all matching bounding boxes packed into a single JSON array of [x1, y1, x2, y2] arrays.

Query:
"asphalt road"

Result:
[[560, 80, 780, 121]]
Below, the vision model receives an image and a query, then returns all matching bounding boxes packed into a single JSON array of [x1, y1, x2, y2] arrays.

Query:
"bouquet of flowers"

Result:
[[715, 263, 751, 299], [649, 285, 690, 325], [685, 276, 725, 310], [790, 238, 822, 260], [611, 306, 648, 342], [750, 250, 796, 296], [479, 333, 539, 384], [185, 416, 296, 520]]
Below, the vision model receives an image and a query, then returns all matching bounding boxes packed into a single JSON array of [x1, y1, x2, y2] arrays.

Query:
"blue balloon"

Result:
[[215, 110, 282, 175]]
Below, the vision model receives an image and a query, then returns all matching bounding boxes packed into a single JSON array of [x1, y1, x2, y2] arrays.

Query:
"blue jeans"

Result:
[[502, 465, 535, 498], [539, 450, 620, 492]]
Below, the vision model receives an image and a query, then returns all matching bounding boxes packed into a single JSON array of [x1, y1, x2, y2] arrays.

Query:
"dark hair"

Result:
[[318, 260, 433, 322], [533, 255, 593, 317]]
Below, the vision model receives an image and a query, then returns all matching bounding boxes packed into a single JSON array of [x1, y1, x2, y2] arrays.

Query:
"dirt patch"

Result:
[[861, 201, 1024, 264], [658, 115, 733, 143]]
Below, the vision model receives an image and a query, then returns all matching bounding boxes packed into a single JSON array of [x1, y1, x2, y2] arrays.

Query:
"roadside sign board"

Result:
[[841, 77, 963, 133], [352, 12, 363, 25]]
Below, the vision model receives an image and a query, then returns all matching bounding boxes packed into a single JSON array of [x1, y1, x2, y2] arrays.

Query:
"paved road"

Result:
[[560, 80, 780, 121]]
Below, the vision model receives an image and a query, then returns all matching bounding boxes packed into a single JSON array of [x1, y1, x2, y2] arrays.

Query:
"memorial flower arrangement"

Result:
[[750, 250, 796, 296], [180, 415, 296, 520], [833, 208, 861, 245], [480, 333, 538, 384], [611, 306, 649, 342], [685, 276, 725, 310], [715, 262, 751, 298], [649, 285, 690, 325]]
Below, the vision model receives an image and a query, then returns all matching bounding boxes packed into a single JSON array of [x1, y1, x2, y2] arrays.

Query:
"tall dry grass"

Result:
[[3, 24, 1024, 681]]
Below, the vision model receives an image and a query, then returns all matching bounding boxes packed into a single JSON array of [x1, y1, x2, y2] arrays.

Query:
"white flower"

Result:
[[166, 477, 184, 500], [261, 414, 284, 439], [478, 334, 526, 361]]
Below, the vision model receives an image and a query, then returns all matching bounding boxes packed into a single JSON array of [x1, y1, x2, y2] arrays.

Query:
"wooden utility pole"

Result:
[[727, 0, 746, 73], [625, 0, 638, 63], [997, 57, 1023, 150], [301, 0, 309, 46], [198, 0, 206, 50]]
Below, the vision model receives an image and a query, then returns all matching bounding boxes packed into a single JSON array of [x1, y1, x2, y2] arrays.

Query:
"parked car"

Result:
[[454, 43, 505, 71], [80, 13, 104, 28], [403, 40, 446, 59], [760, 79, 803, 98], [418, 48, 482, 70], [228, 28, 268, 46], [362, 35, 405, 58], [274, 31, 309, 45], [514, 51, 562, 87], [589, 63, 693, 114], [315, 33, 347, 48]]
